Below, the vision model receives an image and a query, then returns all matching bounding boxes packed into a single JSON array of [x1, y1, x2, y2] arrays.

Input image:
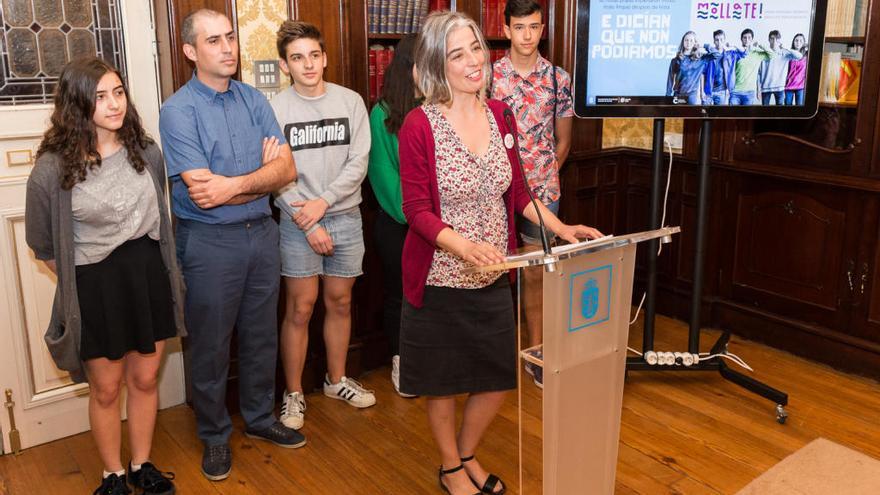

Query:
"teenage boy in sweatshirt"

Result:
[[729, 28, 775, 105], [270, 20, 374, 431], [758, 30, 804, 105]]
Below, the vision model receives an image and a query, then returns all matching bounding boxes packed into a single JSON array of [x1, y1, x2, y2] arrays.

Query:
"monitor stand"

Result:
[[626, 118, 790, 425]]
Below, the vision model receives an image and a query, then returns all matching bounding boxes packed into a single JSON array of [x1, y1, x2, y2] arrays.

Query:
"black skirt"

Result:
[[76, 235, 176, 361], [399, 276, 517, 396]]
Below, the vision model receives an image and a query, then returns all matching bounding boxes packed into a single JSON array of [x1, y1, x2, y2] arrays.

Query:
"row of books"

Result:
[[367, 46, 509, 101], [368, 46, 395, 102], [488, 48, 507, 64], [482, 0, 548, 39], [825, 0, 869, 37], [820, 47, 862, 104], [367, 0, 451, 34]]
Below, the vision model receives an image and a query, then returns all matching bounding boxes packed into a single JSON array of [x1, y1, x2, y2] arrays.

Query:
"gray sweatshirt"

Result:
[[270, 82, 370, 220], [759, 47, 803, 92]]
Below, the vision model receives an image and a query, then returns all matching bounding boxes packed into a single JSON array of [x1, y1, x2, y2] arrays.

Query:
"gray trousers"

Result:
[[176, 217, 280, 446]]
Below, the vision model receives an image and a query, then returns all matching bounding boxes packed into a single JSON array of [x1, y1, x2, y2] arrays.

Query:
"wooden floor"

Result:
[[2, 314, 879, 494]]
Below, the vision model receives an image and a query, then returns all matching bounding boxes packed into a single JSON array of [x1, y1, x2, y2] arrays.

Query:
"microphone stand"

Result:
[[503, 108, 556, 272]]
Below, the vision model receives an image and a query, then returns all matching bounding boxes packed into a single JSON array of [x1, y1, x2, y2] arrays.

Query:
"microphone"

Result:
[[502, 107, 553, 259]]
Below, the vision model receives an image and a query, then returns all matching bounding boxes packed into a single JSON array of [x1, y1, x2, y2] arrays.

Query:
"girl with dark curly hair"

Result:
[[25, 57, 185, 495]]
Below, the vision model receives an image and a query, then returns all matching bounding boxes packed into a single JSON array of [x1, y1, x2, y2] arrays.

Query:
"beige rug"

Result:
[[736, 438, 880, 494]]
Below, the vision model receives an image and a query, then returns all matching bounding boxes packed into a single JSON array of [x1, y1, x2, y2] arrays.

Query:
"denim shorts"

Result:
[[518, 199, 559, 245], [279, 209, 364, 278]]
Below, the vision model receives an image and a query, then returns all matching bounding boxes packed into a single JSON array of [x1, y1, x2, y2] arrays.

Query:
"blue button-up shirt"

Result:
[[159, 74, 286, 224]]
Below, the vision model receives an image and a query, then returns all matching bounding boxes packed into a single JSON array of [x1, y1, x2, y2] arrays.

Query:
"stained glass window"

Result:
[[0, 0, 126, 105]]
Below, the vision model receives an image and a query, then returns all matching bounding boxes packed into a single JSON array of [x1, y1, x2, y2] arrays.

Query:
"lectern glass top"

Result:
[[463, 226, 681, 274]]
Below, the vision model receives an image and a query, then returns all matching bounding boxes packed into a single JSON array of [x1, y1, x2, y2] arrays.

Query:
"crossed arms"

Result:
[[181, 137, 296, 209]]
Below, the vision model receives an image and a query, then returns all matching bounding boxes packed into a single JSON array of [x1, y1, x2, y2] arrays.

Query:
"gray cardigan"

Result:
[[25, 142, 186, 383]]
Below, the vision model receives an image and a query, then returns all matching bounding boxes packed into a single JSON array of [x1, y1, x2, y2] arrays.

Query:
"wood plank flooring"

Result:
[[1, 314, 879, 494]]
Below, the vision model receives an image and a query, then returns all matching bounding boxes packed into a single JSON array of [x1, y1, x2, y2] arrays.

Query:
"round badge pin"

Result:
[[504, 133, 515, 149]]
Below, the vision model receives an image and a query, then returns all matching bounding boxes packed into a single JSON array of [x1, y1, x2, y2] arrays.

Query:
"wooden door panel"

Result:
[[292, 0, 348, 86], [160, 0, 237, 91], [869, 246, 880, 326], [731, 183, 848, 326], [854, 202, 880, 343]]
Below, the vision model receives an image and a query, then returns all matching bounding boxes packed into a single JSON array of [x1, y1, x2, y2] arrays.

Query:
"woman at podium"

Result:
[[397, 10, 602, 495]]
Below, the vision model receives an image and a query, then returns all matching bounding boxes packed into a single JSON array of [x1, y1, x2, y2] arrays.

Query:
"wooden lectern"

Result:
[[467, 226, 680, 494]]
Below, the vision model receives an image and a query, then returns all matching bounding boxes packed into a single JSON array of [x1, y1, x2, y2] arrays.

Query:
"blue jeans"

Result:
[[518, 199, 559, 245], [785, 89, 805, 105], [176, 217, 281, 446], [709, 90, 728, 105], [729, 91, 756, 105], [279, 209, 365, 278], [761, 91, 785, 105]]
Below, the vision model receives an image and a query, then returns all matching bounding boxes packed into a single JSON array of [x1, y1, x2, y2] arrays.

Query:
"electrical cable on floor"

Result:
[[627, 136, 757, 375], [701, 351, 754, 372]]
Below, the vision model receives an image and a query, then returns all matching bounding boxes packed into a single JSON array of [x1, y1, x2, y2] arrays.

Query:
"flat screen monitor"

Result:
[[572, 0, 828, 118]]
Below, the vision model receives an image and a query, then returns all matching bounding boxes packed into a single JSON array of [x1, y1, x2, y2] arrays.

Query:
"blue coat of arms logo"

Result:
[[581, 278, 600, 320]]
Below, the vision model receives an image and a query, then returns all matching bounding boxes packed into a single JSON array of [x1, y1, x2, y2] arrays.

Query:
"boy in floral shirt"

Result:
[[491, 0, 574, 388]]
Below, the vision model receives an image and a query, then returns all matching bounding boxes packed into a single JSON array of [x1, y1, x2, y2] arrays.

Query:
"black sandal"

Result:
[[438, 464, 481, 495], [460, 455, 506, 495]]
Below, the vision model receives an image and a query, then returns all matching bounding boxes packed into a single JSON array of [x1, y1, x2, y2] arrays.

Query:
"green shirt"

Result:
[[367, 102, 406, 224], [734, 47, 774, 93]]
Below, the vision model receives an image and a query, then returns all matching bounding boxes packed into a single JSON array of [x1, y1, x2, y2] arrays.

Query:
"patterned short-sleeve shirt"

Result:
[[491, 54, 574, 204], [423, 103, 510, 289]]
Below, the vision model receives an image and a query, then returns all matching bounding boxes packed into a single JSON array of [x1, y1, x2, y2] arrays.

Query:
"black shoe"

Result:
[[93, 474, 131, 495], [201, 444, 231, 481], [245, 421, 307, 449], [128, 462, 176, 494], [438, 464, 481, 495], [460, 455, 506, 495]]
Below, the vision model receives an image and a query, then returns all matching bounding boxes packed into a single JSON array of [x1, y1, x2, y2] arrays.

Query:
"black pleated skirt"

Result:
[[399, 276, 517, 396], [76, 235, 176, 361]]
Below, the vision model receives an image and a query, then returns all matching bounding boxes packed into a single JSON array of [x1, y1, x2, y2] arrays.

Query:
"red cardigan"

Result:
[[399, 99, 532, 307]]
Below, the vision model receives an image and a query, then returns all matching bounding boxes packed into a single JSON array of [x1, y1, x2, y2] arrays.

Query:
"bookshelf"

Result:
[[351, 0, 558, 105], [741, 0, 877, 173], [359, 1, 454, 104]]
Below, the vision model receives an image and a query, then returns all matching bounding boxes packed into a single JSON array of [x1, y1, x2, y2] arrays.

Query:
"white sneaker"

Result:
[[392, 355, 417, 398], [323, 375, 376, 408], [280, 391, 305, 430]]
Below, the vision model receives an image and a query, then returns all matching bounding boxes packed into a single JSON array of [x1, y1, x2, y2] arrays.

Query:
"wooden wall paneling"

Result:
[[709, 119, 734, 162], [673, 160, 725, 299], [291, 0, 349, 87], [559, 154, 619, 232], [557, 0, 603, 156], [713, 300, 880, 378], [348, 0, 370, 104], [675, 178, 697, 284], [715, 170, 742, 301], [869, 230, 880, 328], [728, 177, 853, 331], [622, 156, 676, 279], [162, 0, 238, 92], [849, 195, 880, 343], [680, 120, 701, 161]]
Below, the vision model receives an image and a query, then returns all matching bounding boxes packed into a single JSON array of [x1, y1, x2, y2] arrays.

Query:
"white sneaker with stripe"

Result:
[[323, 375, 376, 408], [280, 391, 306, 430]]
